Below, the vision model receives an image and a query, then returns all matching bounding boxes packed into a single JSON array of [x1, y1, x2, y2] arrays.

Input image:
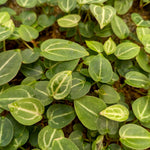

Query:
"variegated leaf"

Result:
[[77, 0, 107, 4], [16, 0, 37, 8]]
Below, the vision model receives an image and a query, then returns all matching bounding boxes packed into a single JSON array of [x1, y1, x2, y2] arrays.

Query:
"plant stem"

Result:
[[78, 5, 82, 15], [143, 1, 150, 7], [3, 40, 6, 51], [20, 147, 26, 150], [23, 40, 33, 51]]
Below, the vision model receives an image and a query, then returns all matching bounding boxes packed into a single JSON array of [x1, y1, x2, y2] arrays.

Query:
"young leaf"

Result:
[[111, 15, 130, 39], [88, 54, 113, 83], [47, 71, 72, 100], [0, 85, 35, 110], [0, 117, 14, 147], [119, 124, 150, 149], [8, 98, 44, 125], [125, 71, 150, 88], [136, 49, 150, 73], [57, 14, 81, 28], [52, 137, 79, 150], [99, 85, 120, 104], [100, 104, 129, 122], [114, 0, 133, 15], [103, 37, 116, 55], [97, 116, 119, 135], [132, 96, 150, 123], [0, 50, 22, 86], [58, 0, 76, 13], [74, 95, 106, 130], [41, 39, 89, 61], [18, 25, 39, 42], [47, 104, 76, 129], [92, 135, 104, 150], [16, 0, 37, 8], [114, 42, 140, 60], [90, 4, 116, 29], [85, 40, 103, 53], [38, 126, 64, 150]]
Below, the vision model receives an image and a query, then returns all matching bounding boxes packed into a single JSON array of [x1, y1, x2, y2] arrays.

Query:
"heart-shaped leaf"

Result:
[[8, 98, 44, 125], [47, 71, 72, 100], [57, 14, 81, 28], [88, 54, 113, 83], [0, 117, 14, 147], [41, 39, 89, 61], [52, 137, 79, 150], [111, 15, 130, 39], [114, 42, 140, 60], [90, 4, 116, 29], [47, 104, 76, 129], [0, 50, 22, 86], [38, 125, 64, 150], [16, 0, 37, 8], [132, 96, 150, 123], [119, 124, 150, 149], [74, 95, 106, 130], [100, 104, 129, 122]]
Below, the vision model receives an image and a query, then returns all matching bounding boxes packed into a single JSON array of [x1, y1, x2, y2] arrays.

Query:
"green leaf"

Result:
[[58, 0, 76, 13], [114, 42, 140, 60], [0, 85, 35, 110], [125, 71, 150, 88], [111, 15, 130, 39], [16, 0, 37, 8], [68, 72, 91, 99], [74, 95, 106, 130], [136, 26, 150, 43], [85, 40, 103, 53], [88, 54, 113, 83], [107, 144, 121, 150], [92, 135, 104, 150], [0, 0, 8, 5], [119, 124, 150, 149], [0, 7, 16, 16], [35, 81, 53, 106], [41, 39, 89, 61], [57, 14, 81, 28], [99, 85, 120, 104], [52, 137, 79, 150], [21, 48, 40, 64], [90, 4, 116, 29], [18, 25, 39, 42], [8, 98, 44, 125], [38, 125, 64, 150], [77, 0, 107, 5], [136, 49, 150, 73], [114, 0, 133, 15], [132, 96, 150, 123], [103, 37, 116, 55], [47, 71, 72, 100], [100, 104, 129, 122], [97, 116, 119, 135], [0, 12, 10, 24], [47, 104, 76, 129], [142, 34, 150, 53], [0, 50, 22, 86], [0, 117, 14, 147]]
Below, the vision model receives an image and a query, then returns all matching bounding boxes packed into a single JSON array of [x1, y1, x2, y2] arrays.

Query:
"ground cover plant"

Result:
[[0, 0, 150, 149]]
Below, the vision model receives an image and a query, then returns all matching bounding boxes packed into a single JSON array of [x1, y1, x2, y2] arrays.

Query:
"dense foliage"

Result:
[[0, 0, 150, 149]]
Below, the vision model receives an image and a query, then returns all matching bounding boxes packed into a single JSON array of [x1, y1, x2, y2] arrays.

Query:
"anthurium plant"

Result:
[[0, 0, 150, 149]]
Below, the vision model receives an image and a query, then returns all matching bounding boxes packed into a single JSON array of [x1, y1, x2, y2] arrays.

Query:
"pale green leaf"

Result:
[[100, 104, 129, 122], [8, 98, 44, 125], [16, 0, 37, 8], [0, 12, 10, 24], [77, 0, 107, 4]]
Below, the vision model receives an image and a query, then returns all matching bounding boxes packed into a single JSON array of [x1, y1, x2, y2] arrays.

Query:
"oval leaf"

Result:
[[38, 125, 64, 150], [111, 15, 130, 39], [47, 104, 76, 129], [8, 98, 44, 125], [0, 117, 14, 147], [119, 124, 150, 149], [100, 104, 129, 122], [57, 14, 81, 28], [114, 42, 140, 60], [16, 0, 37, 8], [90, 4, 116, 29], [88, 54, 113, 83], [47, 71, 72, 100], [74, 95, 106, 130], [0, 50, 22, 86], [41, 39, 89, 61]]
